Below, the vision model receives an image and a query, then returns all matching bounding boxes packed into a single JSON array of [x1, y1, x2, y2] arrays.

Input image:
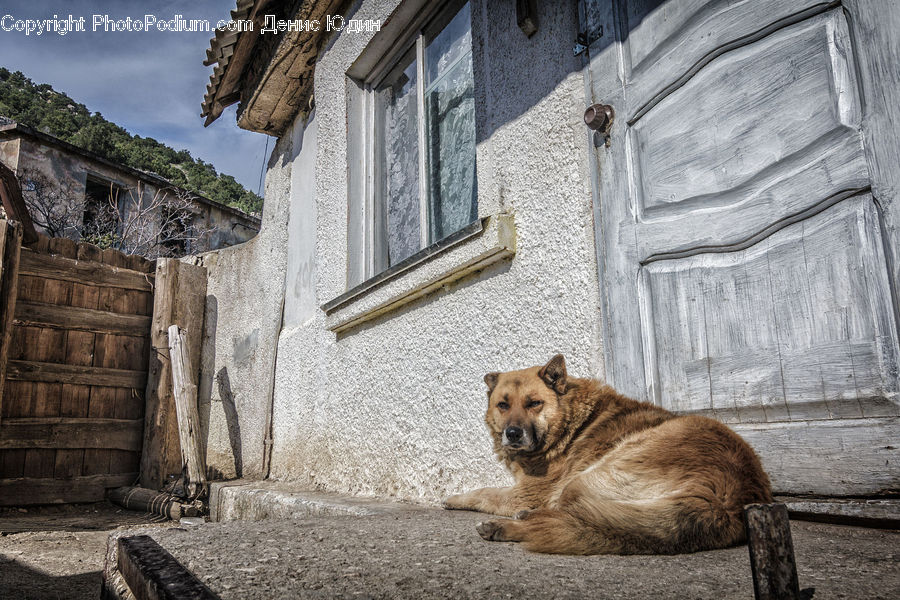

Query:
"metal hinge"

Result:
[[574, 25, 603, 56]]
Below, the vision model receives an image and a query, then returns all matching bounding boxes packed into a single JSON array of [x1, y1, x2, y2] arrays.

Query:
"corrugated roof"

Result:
[[200, 0, 257, 126], [200, 0, 345, 135]]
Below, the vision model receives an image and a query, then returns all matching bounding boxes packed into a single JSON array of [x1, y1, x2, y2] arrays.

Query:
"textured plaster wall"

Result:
[[266, 0, 604, 503], [197, 133, 293, 480]]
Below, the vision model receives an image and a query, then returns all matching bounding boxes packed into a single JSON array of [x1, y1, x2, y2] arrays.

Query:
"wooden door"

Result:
[[580, 0, 900, 495]]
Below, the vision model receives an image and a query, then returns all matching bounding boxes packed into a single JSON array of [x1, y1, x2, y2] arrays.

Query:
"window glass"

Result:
[[423, 4, 477, 243], [424, 3, 473, 86], [424, 37, 477, 242], [376, 48, 421, 265], [370, 1, 477, 273]]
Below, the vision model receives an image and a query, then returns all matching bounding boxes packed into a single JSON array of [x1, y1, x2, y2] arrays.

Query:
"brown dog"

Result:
[[443, 354, 773, 554]]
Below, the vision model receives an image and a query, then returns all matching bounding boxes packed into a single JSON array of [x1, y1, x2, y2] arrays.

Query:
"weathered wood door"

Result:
[[580, 0, 900, 495]]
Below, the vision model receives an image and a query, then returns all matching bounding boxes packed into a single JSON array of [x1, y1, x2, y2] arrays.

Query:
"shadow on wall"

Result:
[[198, 293, 243, 480], [215, 366, 243, 479]]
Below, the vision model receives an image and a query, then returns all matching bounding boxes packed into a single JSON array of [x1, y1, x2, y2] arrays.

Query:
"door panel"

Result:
[[623, 0, 835, 118], [642, 194, 899, 421], [580, 0, 900, 494], [632, 10, 861, 218]]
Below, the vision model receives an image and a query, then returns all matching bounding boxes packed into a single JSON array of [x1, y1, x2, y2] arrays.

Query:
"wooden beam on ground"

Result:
[[140, 258, 208, 490], [0, 417, 142, 450], [0, 472, 138, 505], [118, 535, 220, 600], [0, 219, 23, 424], [744, 503, 803, 600], [168, 325, 207, 499], [0, 162, 38, 245], [18, 249, 153, 291], [6, 360, 147, 388], [14, 300, 152, 336]]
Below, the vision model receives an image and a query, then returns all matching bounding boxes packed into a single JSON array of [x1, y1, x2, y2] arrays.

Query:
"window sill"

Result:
[[322, 213, 516, 334]]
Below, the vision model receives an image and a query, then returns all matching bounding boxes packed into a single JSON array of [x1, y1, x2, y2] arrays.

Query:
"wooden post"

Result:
[[0, 219, 23, 424], [167, 325, 207, 499], [744, 503, 802, 600], [139, 258, 207, 490]]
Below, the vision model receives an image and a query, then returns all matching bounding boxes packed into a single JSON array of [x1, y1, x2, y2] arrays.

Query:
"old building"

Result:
[[195, 0, 899, 506], [0, 121, 260, 257]]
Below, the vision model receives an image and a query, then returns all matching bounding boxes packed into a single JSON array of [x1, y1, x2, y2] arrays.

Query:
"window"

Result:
[[82, 176, 124, 240], [369, 1, 478, 274]]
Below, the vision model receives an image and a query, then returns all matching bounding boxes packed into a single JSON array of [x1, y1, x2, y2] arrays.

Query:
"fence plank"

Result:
[[0, 449, 26, 478], [6, 360, 147, 388], [19, 250, 153, 291], [0, 220, 24, 424], [14, 301, 152, 336], [0, 418, 142, 450], [66, 264, 99, 478], [0, 472, 138, 506]]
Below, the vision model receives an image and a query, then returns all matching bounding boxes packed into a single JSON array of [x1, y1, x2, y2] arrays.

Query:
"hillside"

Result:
[[0, 68, 262, 215]]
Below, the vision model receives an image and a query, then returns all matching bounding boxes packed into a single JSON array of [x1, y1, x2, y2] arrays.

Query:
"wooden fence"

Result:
[[0, 226, 155, 505]]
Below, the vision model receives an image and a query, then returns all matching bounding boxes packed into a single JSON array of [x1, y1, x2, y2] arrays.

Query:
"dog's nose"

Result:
[[505, 426, 524, 443]]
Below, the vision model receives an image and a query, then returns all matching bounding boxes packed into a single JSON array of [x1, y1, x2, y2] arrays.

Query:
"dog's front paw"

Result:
[[476, 520, 506, 541], [442, 494, 471, 511]]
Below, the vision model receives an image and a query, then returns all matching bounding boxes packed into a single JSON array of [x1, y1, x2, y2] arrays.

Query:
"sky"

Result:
[[0, 0, 270, 194]]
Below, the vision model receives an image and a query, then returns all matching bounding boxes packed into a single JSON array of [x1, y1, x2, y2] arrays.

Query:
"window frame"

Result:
[[360, 0, 476, 279]]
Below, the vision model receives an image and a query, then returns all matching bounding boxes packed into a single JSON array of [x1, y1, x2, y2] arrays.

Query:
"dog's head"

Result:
[[483, 354, 569, 456]]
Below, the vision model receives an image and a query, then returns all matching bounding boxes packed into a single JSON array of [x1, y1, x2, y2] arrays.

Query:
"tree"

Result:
[[19, 169, 83, 239]]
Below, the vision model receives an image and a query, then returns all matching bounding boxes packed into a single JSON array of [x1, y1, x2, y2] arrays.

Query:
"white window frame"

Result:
[[327, 0, 516, 333]]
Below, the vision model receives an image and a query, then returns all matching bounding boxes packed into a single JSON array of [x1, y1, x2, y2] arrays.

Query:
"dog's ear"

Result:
[[484, 372, 500, 396], [539, 354, 567, 394]]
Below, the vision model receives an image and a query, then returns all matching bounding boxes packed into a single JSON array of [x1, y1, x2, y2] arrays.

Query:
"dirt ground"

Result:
[[0, 502, 173, 600], [3, 501, 899, 600], [117, 508, 899, 600]]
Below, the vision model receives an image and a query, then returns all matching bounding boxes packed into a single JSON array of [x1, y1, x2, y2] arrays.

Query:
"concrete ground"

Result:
[[109, 505, 899, 600], [0, 503, 174, 600]]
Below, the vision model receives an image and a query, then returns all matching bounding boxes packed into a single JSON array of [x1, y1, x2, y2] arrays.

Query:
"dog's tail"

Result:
[[499, 493, 745, 555]]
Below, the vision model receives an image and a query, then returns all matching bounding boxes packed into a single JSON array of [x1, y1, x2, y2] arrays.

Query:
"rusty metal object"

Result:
[[744, 503, 813, 600], [583, 104, 614, 135]]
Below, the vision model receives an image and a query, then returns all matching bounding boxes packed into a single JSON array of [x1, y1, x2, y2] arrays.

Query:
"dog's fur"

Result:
[[443, 354, 773, 555]]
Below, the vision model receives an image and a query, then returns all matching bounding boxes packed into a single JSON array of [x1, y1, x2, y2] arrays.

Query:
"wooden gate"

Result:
[[0, 226, 155, 505]]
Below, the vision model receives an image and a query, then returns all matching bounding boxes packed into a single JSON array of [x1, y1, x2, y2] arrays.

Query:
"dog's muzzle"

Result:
[[502, 425, 532, 449]]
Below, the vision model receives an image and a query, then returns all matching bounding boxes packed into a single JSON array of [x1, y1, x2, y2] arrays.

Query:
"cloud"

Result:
[[0, 0, 270, 191]]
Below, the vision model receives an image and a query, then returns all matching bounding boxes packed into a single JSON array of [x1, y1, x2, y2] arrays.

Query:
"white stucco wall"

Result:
[[263, 0, 605, 503], [197, 133, 294, 480]]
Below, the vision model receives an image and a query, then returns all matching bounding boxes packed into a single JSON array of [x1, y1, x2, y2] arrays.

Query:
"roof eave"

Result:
[[201, 0, 348, 136]]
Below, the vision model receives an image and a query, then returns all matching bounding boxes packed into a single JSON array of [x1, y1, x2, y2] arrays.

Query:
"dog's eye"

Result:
[[526, 400, 543, 409], [496, 401, 510, 411]]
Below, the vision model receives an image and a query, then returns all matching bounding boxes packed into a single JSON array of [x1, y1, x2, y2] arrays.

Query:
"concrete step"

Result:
[[208, 480, 426, 522], [779, 496, 900, 528]]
